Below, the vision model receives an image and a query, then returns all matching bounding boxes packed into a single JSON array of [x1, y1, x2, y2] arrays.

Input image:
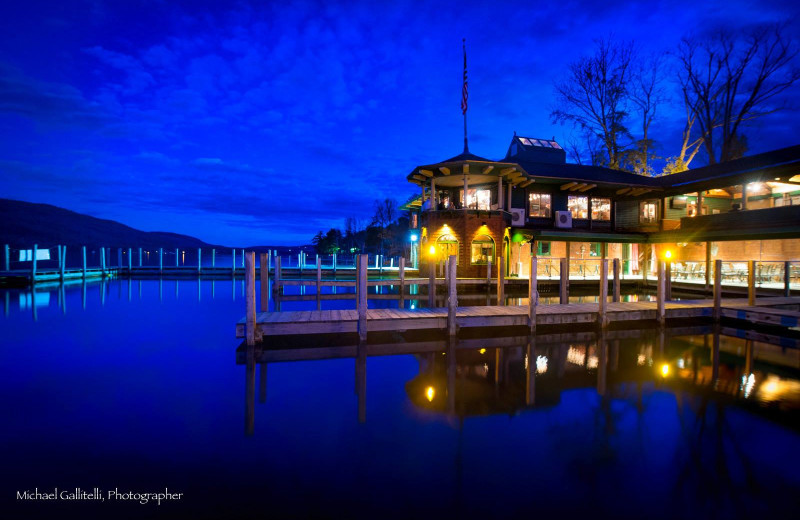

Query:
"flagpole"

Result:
[[462, 38, 469, 154]]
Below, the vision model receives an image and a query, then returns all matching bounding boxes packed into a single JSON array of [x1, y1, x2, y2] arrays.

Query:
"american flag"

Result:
[[461, 39, 468, 114]]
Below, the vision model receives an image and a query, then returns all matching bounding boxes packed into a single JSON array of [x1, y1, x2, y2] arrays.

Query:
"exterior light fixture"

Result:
[[429, 245, 436, 256], [426, 386, 435, 402], [410, 233, 418, 242], [664, 250, 673, 260], [660, 364, 669, 377]]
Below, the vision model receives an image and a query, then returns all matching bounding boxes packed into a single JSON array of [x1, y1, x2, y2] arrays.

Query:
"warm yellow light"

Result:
[[664, 250, 672, 260], [428, 245, 436, 256], [425, 386, 435, 402], [660, 364, 669, 377], [479, 348, 486, 354]]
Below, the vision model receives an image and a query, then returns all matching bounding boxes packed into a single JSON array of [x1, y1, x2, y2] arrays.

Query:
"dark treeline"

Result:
[[310, 198, 412, 258], [552, 22, 799, 174]]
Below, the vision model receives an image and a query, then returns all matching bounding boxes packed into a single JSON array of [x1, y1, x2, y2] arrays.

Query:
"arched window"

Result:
[[470, 234, 494, 265], [436, 234, 459, 264]]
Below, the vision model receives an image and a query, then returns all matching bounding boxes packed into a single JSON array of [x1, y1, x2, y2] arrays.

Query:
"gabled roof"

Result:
[[510, 158, 659, 187]]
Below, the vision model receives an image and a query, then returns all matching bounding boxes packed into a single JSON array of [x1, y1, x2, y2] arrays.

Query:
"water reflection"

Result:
[[239, 326, 800, 435]]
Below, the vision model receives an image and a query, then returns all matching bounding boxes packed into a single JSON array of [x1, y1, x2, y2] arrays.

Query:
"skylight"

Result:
[[519, 136, 562, 149]]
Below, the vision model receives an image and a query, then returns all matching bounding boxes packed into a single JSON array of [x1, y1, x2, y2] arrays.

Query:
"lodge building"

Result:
[[403, 134, 800, 286]]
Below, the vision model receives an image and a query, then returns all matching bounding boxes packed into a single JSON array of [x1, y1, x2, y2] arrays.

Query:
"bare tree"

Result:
[[552, 38, 634, 170], [679, 24, 800, 164], [625, 53, 666, 175], [662, 88, 705, 174], [372, 198, 397, 258]]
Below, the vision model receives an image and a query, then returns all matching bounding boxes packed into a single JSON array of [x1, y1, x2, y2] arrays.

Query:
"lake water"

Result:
[[2, 279, 799, 519]]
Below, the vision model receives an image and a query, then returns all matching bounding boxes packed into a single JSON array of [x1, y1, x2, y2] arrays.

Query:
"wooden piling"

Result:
[[357, 254, 368, 342], [82, 246, 87, 279], [299, 252, 303, 275], [274, 256, 282, 294], [612, 258, 620, 302], [259, 253, 268, 311], [657, 261, 665, 326], [175, 248, 179, 267], [159, 248, 163, 274], [100, 246, 105, 277], [497, 255, 505, 305], [211, 248, 216, 269], [316, 256, 322, 295], [713, 259, 722, 321], [428, 261, 435, 308], [487, 257, 492, 287], [31, 244, 39, 285], [138, 247, 142, 267], [559, 257, 568, 304], [245, 251, 256, 346], [785, 261, 791, 297], [704, 242, 711, 293], [447, 254, 458, 336], [197, 248, 202, 274], [128, 247, 132, 272], [666, 262, 672, 300], [529, 256, 538, 333], [748, 260, 756, 306], [599, 258, 608, 328], [60, 245, 66, 281], [232, 249, 236, 273], [3, 244, 8, 271]]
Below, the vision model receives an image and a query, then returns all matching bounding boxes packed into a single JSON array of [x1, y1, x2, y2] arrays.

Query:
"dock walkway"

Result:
[[235, 297, 800, 339]]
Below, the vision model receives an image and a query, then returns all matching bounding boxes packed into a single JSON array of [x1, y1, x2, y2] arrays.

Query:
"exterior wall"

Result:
[[420, 210, 510, 277]]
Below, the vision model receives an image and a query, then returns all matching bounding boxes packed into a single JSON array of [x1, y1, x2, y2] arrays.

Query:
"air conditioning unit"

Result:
[[555, 210, 572, 228], [510, 208, 525, 225]]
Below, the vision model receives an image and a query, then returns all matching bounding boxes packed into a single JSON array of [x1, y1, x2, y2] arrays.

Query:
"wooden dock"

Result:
[[236, 297, 800, 339]]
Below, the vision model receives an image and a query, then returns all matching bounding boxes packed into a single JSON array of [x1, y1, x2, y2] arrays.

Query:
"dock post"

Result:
[[274, 256, 282, 294], [259, 253, 268, 312], [298, 252, 303, 275], [245, 251, 257, 346], [599, 258, 608, 328], [316, 256, 322, 296], [559, 257, 568, 304], [713, 259, 722, 321], [197, 248, 202, 274], [232, 249, 236, 274], [60, 245, 66, 282], [497, 255, 505, 305], [666, 262, 672, 300], [138, 247, 142, 267], [175, 248, 179, 268], [428, 261, 435, 307], [657, 261, 665, 326], [82, 246, 87, 279], [399, 257, 405, 296], [333, 253, 337, 274], [529, 257, 538, 333], [613, 258, 620, 302], [100, 246, 105, 277], [748, 260, 756, 306], [704, 242, 711, 294], [487, 258, 492, 287], [447, 254, 458, 336], [128, 247, 132, 273], [159, 248, 163, 274], [3, 244, 8, 271], [379, 254, 383, 274], [357, 254, 368, 342], [212, 248, 216, 269], [785, 261, 791, 297]]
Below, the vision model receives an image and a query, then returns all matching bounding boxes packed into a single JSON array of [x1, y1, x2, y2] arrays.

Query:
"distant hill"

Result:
[[0, 198, 212, 249]]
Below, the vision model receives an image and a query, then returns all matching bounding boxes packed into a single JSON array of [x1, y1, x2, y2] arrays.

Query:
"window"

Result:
[[640, 201, 658, 224], [591, 198, 611, 221], [528, 193, 552, 217], [537, 241, 551, 256], [410, 213, 418, 229], [436, 234, 459, 264], [459, 188, 491, 210], [470, 235, 495, 265], [568, 196, 588, 219]]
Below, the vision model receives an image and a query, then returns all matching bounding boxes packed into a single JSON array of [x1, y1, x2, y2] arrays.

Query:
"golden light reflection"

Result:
[[426, 386, 435, 402], [479, 348, 486, 354], [660, 364, 670, 377]]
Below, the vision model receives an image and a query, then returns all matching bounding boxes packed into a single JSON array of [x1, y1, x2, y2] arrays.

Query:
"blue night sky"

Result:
[[1, 0, 798, 246]]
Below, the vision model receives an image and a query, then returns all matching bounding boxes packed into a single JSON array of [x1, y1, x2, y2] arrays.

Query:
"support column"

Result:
[[464, 175, 469, 209], [705, 241, 711, 293], [613, 258, 620, 302], [657, 261, 665, 326], [245, 252, 257, 346], [599, 259, 608, 328], [497, 176, 503, 210], [274, 256, 282, 294], [741, 184, 748, 210], [785, 261, 791, 297], [529, 257, 538, 333], [428, 260, 435, 308], [713, 259, 722, 321], [357, 254, 368, 342], [447, 255, 457, 336], [497, 255, 505, 305], [748, 260, 756, 306], [559, 257, 568, 304], [399, 257, 405, 298], [260, 253, 269, 311]]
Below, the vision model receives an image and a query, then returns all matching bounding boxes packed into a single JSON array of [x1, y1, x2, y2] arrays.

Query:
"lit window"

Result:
[[550, 141, 562, 150], [459, 188, 491, 210], [519, 138, 531, 145], [568, 196, 588, 219], [470, 235, 494, 265], [591, 198, 611, 221], [528, 193, 552, 218], [640, 201, 658, 224], [436, 234, 459, 264]]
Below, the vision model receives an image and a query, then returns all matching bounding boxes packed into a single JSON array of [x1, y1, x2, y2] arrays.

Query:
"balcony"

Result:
[[680, 204, 800, 233]]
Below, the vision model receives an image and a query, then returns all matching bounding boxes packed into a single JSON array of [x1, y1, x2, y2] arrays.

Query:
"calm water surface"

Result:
[[2, 279, 800, 519]]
